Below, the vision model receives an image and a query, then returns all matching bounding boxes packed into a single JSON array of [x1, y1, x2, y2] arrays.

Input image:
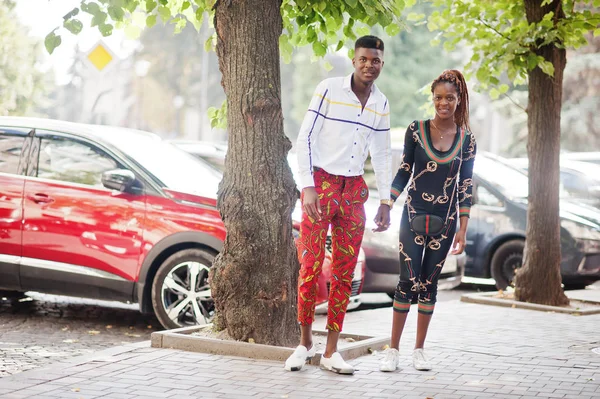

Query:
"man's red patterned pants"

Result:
[[296, 167, 368, 332]]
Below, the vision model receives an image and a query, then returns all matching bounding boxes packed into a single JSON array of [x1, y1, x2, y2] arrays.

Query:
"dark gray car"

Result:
[[468, 153, 600, 289]]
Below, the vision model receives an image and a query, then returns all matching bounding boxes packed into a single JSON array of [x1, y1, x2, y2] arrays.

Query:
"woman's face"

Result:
[[432, 82, 459, 121]]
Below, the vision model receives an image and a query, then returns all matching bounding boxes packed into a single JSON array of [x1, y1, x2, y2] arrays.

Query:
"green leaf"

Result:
[[63, 19, 83, 34], [108, 6, 125, 22], [44, 31, 62, 54], [146, 15, 157, 28], [323, 60, 334, 71], [99, 23, 114, 37], [279, 35, 294, 64], [489, 88, 500, 100], [346, 0, 358, 7], [476, 67, 489, 82], [384, 23, 400, 37], [158, 5, 171, 21], [499, 84, 509, 94], [538, 59, 555, 76], [355, 25, 370, 36], [406, 12, 425, 22], [82, 2, 101, 15], [181, 1, 191, 11], [63, 7, 79, 20], [91, 12, 108, 28], [594, 28, 600, 37], [335, 40, 344, 52], [146, 0, 158, 13], [312, 41, 327, 57]]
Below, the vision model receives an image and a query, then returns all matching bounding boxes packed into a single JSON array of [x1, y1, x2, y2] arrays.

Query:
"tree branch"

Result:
[[503, 93, 527, 113], [478, 18, 510, 41]]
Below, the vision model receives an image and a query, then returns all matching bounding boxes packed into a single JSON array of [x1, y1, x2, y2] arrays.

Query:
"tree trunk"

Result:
[[210, 0, 300, 346], [515, 0, 569, 306]]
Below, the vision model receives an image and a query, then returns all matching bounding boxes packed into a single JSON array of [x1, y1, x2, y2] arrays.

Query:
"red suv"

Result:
[[0, 117, 363, 329]]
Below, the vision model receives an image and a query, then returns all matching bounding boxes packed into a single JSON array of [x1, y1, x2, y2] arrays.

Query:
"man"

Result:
[[285, 35, 393, 374]]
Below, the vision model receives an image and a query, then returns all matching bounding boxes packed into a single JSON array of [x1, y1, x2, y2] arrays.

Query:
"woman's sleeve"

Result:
[[390, 121, 418, 202], [458, 131, 477, 217]]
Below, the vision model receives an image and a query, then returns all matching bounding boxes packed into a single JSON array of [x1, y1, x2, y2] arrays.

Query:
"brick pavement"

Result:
[[0, 293, 159, 377], [0, 296, 599, 399]]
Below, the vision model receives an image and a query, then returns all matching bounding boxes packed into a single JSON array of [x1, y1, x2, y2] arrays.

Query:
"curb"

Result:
[[460, 292, 600, 315], [151, 325, 388, 364]]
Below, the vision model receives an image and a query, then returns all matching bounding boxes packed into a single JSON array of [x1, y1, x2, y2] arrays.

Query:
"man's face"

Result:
[[352, 47, 384, 84]]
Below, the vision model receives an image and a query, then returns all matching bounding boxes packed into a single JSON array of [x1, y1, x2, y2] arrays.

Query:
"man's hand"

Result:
[[450, 230, 466, 254], [372, 204, 391, 232], [302, 187, 322, 221]]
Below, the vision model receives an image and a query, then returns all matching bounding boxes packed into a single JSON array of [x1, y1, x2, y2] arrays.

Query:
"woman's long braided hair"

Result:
[[431, 70, 470, 132]]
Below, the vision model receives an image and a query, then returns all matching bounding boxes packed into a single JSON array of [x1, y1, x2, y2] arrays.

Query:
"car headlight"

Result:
[[562, 220, 600, 241], [562, 220, 600, 253]]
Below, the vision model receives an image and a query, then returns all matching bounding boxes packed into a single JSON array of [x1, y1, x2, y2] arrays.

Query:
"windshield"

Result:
[[475, 155, 529, 199], [101, 129, 222, 198]]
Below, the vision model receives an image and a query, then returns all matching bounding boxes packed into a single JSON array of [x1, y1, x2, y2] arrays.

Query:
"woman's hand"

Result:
[[450, 230, 466, 254]]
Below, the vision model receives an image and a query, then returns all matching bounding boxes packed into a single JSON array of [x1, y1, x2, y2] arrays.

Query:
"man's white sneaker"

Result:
[[412, 348, 432, 371], [284, 345, 316, 371], [379, 348, 400, 372], [320, 352, 354, 375]]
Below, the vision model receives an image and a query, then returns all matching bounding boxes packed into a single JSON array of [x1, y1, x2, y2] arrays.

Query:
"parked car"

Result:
[[0, 117, 362, 330], [561, 151, 600, 166], [178, 140, 465, 297], [372, 145, 600, 290], [511, 157, 600, 208], [468, 153, 600, 289], [168, 139, 227, 172]]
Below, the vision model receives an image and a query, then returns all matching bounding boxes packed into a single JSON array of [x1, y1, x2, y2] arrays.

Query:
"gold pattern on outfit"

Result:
[[390, 119, 477, 314]]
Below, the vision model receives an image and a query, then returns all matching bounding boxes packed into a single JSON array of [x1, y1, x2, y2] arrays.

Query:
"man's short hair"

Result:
[[355, 35, 384, 52]]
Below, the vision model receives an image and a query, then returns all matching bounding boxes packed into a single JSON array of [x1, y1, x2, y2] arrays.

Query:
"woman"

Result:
[[379, 70, 476, 372]]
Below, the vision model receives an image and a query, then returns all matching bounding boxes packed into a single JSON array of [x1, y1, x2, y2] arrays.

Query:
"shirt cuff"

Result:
[[299, 172, 315, 190], [459, 206, 471, 218], [390, 187, 402, 202]]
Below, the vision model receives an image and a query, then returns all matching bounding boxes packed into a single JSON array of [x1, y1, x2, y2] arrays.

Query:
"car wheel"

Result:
[[490, 240, 524, 290], [151, 248, 215, 330]]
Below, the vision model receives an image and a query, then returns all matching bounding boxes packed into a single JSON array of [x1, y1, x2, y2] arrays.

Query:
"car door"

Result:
[[20, 130, 146, 301], [0, 128, 33, 290]]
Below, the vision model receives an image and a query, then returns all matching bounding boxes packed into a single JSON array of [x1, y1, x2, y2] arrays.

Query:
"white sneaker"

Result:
[[320, 352, 354, 375], [412, 348, 432, 371], [284, 345, 316, 371], [379, 348, 400, 372]]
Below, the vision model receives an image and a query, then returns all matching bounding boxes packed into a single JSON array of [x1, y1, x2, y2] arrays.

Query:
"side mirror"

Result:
[[102, 169, 137, 192]]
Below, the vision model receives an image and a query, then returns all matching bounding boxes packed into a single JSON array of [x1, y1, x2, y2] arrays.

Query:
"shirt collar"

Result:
[[344, 73, 380, 97]]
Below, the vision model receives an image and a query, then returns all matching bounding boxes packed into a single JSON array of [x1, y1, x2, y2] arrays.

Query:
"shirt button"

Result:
[[354, 142, 356, 145], [351, 156, 354, 158]]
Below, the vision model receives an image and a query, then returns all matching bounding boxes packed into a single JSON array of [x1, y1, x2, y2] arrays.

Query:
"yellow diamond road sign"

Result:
[[87, 42, 114, 71]]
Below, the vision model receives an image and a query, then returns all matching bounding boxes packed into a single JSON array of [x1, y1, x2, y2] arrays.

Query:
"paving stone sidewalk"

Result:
[[0, 295, 599, 399]]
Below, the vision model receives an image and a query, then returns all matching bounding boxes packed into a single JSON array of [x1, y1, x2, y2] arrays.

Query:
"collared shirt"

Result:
[[296, 74, 393, 200]]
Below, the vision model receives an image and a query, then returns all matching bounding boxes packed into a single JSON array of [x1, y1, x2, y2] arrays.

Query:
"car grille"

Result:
[[326, 280, 362, 297]]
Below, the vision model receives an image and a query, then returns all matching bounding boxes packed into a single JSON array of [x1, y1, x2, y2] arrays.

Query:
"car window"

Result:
[[36, 137, 118, 187], [0, 134, 27, 175], [476, 185, 504, 207]]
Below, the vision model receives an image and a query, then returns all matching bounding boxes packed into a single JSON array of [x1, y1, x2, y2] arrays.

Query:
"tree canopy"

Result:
[[0, 1, 49, 116]]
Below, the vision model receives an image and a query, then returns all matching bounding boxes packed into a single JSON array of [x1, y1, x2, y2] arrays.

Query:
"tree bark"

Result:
[[515, 0, 569, 306], [210, 0, 300, 346]]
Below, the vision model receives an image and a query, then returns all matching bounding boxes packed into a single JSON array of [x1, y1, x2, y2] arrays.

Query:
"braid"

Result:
[[431, 70, 470, 131]]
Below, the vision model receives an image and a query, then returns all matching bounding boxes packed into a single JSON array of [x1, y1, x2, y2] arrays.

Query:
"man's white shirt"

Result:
[[296, 74, 393, 200]]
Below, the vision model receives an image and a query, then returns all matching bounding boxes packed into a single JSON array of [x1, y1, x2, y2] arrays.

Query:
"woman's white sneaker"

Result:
[[320, 352, 354, 374], [412, 348, 432, 371], [284, 345, 316, 371], [379, 348, 400, 372]]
